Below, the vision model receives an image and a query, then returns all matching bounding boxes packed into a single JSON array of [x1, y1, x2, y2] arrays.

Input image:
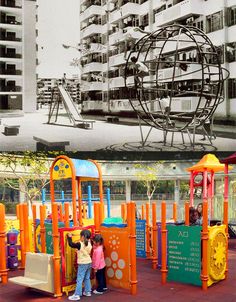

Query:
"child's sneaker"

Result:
[[103, 287, 108, 291], [83, 292, 91, 297], [68, 294, 80, 301], [93, 290, 103, 295]]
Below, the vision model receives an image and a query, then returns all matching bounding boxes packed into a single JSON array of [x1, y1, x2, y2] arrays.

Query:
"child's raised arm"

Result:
[[67, 234, 81, 249]]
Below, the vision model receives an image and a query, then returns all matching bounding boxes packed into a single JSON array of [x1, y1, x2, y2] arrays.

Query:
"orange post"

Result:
[[16, 204, 20, 220], [0, 203, 8, 284], [77, 178, 83, 226], [32, 204, 37, 253], [40, 204, 46, 253], [173, 202, 177, 222], [100, 202, 105, 223], [64, 202, 70, 228], [94, 202, 100, 234], [52, 203, 62, 297], [22, 203, 30, 253], [185, 202, 189, 226], [161, 201, 167, 284], [19, 204, 25, 268], [152, 202, 157, 270], [145, 203, 150, 258], [59, 204, 63, 222], [71, 177, 78, 227], [129, 202, 137, 295], [201, 199, 208, 290], [141, 204, 145, 220]]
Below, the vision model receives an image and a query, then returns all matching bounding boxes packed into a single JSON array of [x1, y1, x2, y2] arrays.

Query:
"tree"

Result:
[[134, 162, 163, 205], [0, 152, 52, 213]]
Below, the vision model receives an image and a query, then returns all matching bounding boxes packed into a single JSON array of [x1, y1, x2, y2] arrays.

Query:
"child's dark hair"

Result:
[[80, 229, 91, 246], [93, 234, 104, 245]]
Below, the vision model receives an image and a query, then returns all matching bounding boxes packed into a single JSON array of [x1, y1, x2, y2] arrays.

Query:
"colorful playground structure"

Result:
[[0, 153, 235, 296]]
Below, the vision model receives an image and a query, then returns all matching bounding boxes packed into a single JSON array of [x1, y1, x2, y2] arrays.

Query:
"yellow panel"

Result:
[[83, 218, 94, 226], [207, 225, 227, 287], [52, 159, 72, 180]]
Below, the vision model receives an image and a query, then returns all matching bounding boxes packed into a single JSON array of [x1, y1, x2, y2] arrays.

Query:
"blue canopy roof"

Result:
[[71, 159, 99, 179]]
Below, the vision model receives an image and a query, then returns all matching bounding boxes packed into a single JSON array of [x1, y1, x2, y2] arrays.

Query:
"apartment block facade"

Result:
[[0, 0, 36, 112], [80, 0, 236, 119], [37, 77, 80, 104]]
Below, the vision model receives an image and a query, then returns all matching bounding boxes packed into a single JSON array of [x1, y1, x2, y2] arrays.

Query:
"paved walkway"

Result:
[[1, 242, 236, 302], [0, 109, 236, 151]]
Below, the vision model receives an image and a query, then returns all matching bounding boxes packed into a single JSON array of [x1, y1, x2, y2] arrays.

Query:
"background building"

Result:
[[0, 0, 37, 112], [80, 0, 236, 121], [37, 77, 80, 105]]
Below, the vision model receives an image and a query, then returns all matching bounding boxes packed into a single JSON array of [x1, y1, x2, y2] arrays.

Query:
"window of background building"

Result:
[[228, 6, 236, 26], [226, 42, 236, 62], [228, 78, 236, 98], [140, 14, 149, 27], [206, 11, 223, 33]]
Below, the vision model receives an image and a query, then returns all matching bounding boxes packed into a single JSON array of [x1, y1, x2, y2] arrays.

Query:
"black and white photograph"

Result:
[[0, 0, 236, 152]]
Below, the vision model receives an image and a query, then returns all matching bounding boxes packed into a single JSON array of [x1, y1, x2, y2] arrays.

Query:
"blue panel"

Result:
[[71, 159, 99, 179]]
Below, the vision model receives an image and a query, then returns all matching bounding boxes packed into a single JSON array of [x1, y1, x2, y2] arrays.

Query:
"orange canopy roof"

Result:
[[187, 154, 227, 173]]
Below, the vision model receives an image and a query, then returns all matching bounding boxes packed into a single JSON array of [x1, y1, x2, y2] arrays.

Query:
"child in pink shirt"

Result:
[[92, 234, 107, 295]]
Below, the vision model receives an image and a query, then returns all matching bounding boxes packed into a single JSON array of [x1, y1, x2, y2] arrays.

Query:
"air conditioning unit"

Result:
[[186, 17, 194, 24]]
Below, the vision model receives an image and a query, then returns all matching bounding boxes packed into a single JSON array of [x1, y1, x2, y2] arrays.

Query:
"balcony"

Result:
[[154, 0, 202, 27], [80, 5, 103, 22], [80, 24, 104, 39], [0, 69, 22, 78], [0, 85, 22, 92], [109, 2, 140, 24], [109, 53, 126, 67], [0, 0, 21, 7], [109, 76, 125, 88], [82, 62, 104, 73], [109, 29, 123, 45], [0, 52, 22, 59], [0, 20, 22, 30], [81, 81, 104, 91]]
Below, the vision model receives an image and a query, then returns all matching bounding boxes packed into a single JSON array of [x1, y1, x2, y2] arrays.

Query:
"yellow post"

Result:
[[32, 204, 37, 253], [152, 202, 157, 269], [129, 202, 137, 295], [40, 204, 46, 253], [0, 203, 8, 284], [161, 201, 167, 284], [52, 203, 62, 297], [121, 203, 126, 222], [64, 202, 70, 228], [146, 203, 150, 258]]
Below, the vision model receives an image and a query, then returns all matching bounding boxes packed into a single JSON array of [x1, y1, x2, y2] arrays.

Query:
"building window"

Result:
[[206, 11, 223, 33], [226, 42, 236, 62], [228, 6, 236, 26], [228, 79, 236, 98], [141, 14, 149, 27]]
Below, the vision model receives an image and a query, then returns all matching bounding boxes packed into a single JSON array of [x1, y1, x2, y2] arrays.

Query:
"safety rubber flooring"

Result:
[[1, 241, 236, 302]]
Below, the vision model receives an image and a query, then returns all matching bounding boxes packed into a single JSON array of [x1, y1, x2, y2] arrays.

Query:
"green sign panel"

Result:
[[45, 222, 64, 254], [167, 225, 202, 286]]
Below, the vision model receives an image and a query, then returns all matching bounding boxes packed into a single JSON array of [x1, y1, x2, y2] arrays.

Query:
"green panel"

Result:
[[45, 222, 64, 254], [167, 225, 202, 286]]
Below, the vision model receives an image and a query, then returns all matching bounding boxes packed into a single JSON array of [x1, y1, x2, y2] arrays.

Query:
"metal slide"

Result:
[[58, 85, 94, 129]]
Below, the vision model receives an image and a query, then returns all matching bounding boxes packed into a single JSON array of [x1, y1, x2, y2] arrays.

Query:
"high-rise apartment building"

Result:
[[80, 0, 236, 120], [0, 0, 37, 112]]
